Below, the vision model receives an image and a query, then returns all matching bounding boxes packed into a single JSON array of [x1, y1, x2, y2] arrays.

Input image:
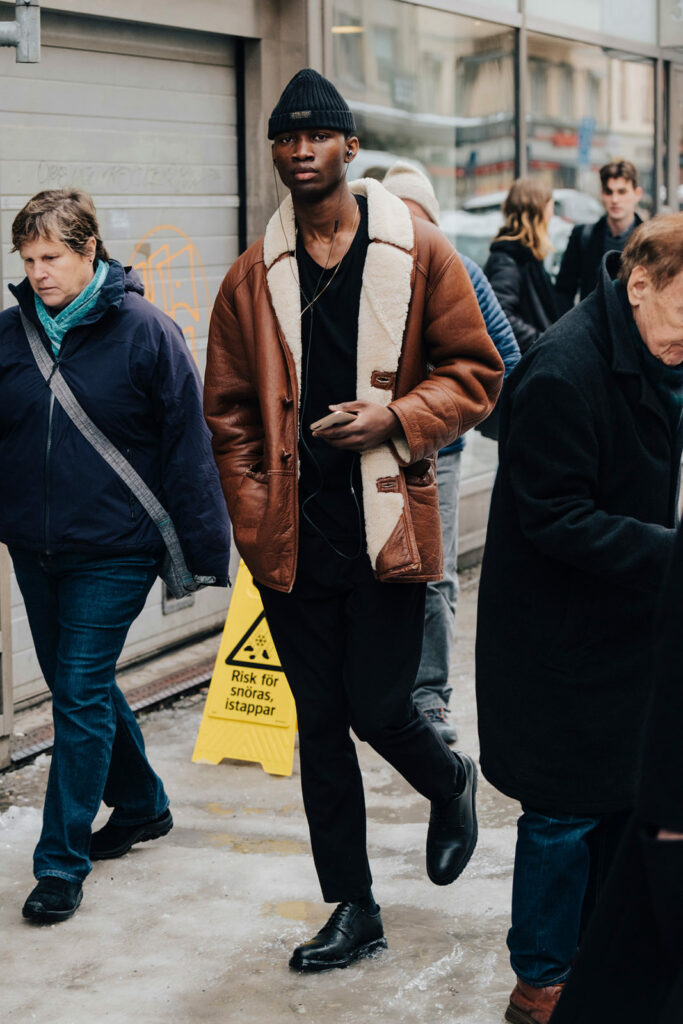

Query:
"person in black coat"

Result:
[[551, 516, 683, 1023], [484, 178, 560, 354], [476, 213, 683, 1024], [554, 159, 643, 312]]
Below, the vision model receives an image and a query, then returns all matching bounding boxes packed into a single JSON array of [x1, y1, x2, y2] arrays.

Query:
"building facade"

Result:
[[0, 0, 682, 731]]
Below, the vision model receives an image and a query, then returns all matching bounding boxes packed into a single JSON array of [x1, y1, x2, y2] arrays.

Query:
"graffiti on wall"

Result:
[[129, 226, 211, 363]]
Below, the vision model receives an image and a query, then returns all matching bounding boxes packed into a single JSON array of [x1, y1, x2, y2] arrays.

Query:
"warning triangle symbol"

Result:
[[225, 611, 282, 671]]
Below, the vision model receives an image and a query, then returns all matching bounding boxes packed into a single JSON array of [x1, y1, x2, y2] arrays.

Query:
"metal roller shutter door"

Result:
[[0, 14, 239, 707]]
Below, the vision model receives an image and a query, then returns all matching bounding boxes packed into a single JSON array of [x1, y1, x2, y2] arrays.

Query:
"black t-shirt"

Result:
[[297, 194, 368, 555]]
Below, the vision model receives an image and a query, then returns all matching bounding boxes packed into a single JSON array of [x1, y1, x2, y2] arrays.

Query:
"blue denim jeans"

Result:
[[413, 449, 461, 712], [11, 550, 169, 883], [508, 805, 630, 987]]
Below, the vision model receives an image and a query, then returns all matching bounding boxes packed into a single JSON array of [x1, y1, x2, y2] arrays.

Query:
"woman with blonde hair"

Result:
[[484, 178, 560, 353]]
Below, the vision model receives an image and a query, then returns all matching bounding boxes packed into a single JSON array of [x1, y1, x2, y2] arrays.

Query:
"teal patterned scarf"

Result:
[[34, 259, 110, 358]]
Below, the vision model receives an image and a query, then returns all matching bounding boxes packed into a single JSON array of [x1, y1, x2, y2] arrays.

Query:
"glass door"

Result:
[[676, 67, 683, 210]]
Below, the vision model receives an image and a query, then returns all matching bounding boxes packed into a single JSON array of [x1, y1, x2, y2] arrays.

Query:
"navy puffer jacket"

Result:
[[0, 260, 230, 584]]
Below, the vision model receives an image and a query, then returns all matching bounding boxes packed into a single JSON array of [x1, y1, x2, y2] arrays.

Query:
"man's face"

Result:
[[271, 129, 357, 200], [628, 267, 683, 366], [601, 176, 642, 227]]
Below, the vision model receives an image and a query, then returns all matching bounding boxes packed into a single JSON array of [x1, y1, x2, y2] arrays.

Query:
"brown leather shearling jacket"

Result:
[[205, 178, 503, 592]]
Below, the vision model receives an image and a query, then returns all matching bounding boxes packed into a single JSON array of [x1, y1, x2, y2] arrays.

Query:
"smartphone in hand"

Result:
[[310, 410, 358, 432]]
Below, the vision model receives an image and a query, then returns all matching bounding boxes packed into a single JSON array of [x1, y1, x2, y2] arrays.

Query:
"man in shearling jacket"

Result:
[[205, 68, 504, 972]]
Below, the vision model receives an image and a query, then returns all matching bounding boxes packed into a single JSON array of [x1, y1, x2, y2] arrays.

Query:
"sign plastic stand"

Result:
[[192, 562, 297, 776]]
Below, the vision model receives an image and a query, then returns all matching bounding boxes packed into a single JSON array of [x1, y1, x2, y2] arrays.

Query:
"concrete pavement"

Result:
[[0, 569, 519, 1024]]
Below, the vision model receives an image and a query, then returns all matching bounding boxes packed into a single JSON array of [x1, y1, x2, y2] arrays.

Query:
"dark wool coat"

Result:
[[484, 238, 560, 354], [0, 261, 230, 583], [551, 522, 683, 1024], [554, 213, 643, 312], [476, 252, 682, 814]]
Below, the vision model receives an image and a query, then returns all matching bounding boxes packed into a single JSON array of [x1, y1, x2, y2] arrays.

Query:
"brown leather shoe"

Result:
[[504, 977, 565, 1024]]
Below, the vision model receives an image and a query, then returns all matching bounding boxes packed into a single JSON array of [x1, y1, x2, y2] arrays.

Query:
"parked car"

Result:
[[438, 208, 501, 268], [449, 188, 604, 276]]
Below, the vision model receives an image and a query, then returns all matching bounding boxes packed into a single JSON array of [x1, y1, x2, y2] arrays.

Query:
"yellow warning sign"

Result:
[[192, 562, 297, 776]]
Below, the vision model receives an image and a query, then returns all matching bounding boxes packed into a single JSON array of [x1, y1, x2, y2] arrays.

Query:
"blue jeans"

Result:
[[508, 805, 630, 987], [11, 550, 169, 883], [413, 449, 461, 711]]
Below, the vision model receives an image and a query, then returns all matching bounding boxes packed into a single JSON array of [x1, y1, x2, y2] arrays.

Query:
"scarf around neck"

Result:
[[34, 258, 110, 358]]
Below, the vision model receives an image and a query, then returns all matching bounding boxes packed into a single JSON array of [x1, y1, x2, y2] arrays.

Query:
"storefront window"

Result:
[[329, 0, 515, 480], [676, 68, 683, 211], [327, 1, 516, 479], [329, 0, 515, 270], [660, 0, 683, 48], [526, 0, 656, 45], [526, 34, 655, 273]]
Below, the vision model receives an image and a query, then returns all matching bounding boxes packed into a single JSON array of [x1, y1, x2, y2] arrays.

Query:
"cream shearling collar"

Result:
[[263, 176, 414, 269], [263, 177, 415, 570]]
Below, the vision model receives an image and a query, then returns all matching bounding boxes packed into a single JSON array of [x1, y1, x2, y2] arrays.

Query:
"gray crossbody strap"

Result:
[[20, 310, 193, 587]]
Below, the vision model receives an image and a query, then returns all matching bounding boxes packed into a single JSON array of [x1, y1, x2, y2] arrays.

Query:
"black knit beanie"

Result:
[[268, 68, 355, 140]]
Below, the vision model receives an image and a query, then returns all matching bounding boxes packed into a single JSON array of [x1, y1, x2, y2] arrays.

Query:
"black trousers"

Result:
[[258, 533, 462, 902]]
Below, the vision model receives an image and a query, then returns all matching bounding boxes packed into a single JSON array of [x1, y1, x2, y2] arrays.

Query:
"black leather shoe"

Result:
[[426, 752, 478, 885], [289, 901, 387, 972], [22, 877, 83, 923], [90, 808, 173, 860]]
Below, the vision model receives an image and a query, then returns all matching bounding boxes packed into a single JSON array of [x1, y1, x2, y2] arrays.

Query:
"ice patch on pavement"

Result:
[[25, 752, 51, 770], [475, 949, 499, 986], [0, 804, 42, 832], [395, 943, 465, 995]]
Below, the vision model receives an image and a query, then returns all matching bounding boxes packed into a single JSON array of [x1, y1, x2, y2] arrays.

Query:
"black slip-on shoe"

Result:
[[426, 751, 478, 885], [22, 877, 83, 924], [289, 901, 387, 972], [90, 808, 173, 861]]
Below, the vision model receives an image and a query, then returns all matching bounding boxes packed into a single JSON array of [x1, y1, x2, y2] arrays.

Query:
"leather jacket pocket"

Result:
[[244, 459, 268, 484], [404, 456, 436, 487], [237, 463, 269, 528]]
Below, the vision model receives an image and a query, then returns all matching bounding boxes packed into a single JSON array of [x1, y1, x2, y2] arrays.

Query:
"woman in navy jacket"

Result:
[[1, 189, 230, 924]]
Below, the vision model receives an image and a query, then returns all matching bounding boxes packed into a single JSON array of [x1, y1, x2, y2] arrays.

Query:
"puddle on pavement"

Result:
[[261, 900, 329, 923], [205, 802, 235, 816], [369, 804, 426, 825], [209, 833, 308, 855], [206, 802, 301, 818]]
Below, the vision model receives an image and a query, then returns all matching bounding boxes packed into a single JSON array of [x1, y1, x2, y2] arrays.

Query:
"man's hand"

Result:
[[657, 829, 683, 841], [311, 400, 404, 452]]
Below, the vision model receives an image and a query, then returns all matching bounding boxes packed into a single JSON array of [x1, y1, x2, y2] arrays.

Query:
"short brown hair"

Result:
[[494, 177, 553, 261], [11, 188, 109, 262], [617, 213, 683, 290], [599, 160, 638, 190]]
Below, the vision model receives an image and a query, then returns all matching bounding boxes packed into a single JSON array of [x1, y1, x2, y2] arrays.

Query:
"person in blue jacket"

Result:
[[2, 188, 230, 924], [383, 163, 520, 743]]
